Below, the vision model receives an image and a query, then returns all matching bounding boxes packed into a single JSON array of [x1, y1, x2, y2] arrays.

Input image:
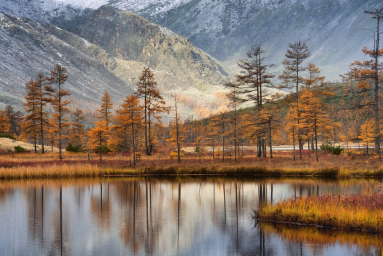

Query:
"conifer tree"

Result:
[[116, 95, 143, 166], [45, 64, 71, 160], [299, 88, 331, 162], [35, 73, 50, 153], [47, 117, 58, 153], [69, 109, 85, 149], [0, 110, 11, 134], [23, 78, 39, 152], [97, 90, 113, 128], [359, 119, 375, 155], [280, 41, 310, 160], [166, 95, 185, 162], [235, 45, 275, 157], [5, 105, 22, 139], [344, 8, 383, 158], [89, 120, 109, 163], [135, 67, 169, 155]]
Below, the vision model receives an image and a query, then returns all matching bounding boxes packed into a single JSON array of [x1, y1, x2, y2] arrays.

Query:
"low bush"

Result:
[[320, 144, 344, 155], [94, 144, 112, 154], [0, 134, 16, 140], [65, 143, 82, 152], [14, 146, 26, 153]]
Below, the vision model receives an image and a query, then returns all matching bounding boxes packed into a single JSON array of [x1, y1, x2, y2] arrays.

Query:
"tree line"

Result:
[[0, 7, 381, 164]]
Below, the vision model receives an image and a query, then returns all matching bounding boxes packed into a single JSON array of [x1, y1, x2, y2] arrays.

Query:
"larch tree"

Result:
[[304, 63, 325, 89], [47, 117, 58, 153], [35, 73, 51, 153], [23, 78, 39, 152], [344, 7, 383, 158], [286, 106, 299, 161], [89, 120, 109, 163], [236, 45, 275, 157], [359, 119, 375, 155], [45, 64, 71, 160], [97, 90, 113, 128], [70, 109, 86, 149], [299, 88, 331, 162], [116, 95, 143, 166], [224, 81, 244, 161], [135, 67, 168, 155], [280, 40, 310, 160], [207, 113, 228, 161], [0, 110, 11, 134], [166, 95, 184, 162], [5, 105, 23, 139]]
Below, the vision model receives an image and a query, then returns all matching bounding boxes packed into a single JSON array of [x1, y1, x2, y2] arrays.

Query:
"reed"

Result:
[[257, 193, 383, 233]]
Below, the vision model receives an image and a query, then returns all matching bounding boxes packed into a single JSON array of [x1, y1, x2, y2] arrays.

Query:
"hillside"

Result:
[[0, 6, 232, 118], [2, 0, 382, 81], [0, 11, 132, 110]]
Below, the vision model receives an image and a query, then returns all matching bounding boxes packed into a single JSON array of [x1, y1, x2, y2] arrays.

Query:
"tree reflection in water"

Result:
[[0, 177, 382, 256]]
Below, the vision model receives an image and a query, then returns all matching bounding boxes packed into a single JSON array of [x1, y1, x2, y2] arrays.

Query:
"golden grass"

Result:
[[261, 222, 383, 251], [1, 152, 383, 179], [257, 193, 383, 233]]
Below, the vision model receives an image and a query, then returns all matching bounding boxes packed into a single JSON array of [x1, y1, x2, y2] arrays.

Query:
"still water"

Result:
[[0, 177, 382, 256]]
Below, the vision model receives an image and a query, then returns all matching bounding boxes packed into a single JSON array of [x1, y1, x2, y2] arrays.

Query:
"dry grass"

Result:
[[257, 193, 383, 233], [0, 151, 383, 179], [261, 222, 383, 251]]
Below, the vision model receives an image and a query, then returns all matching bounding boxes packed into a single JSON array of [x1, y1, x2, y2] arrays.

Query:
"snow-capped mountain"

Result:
[[2, 0, 382, 81]]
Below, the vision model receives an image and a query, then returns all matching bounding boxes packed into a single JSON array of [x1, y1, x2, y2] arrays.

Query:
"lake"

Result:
[[0, 177, 382, 256]]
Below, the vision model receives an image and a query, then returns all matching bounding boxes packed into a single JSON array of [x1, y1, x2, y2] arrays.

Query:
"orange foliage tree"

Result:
[[89, 120, 109, 162], [135, 67, 168, 155], [115, 95, 143, 166], [45, 64, 71, 160]]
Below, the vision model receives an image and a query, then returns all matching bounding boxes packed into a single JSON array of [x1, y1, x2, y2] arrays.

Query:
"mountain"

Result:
[[0, 11, 132, 110], [2, 0, 382, 81], [0, 6, 231, 118]]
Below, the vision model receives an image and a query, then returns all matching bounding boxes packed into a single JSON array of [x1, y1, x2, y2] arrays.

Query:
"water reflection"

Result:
[[0, 178, 382, 256]]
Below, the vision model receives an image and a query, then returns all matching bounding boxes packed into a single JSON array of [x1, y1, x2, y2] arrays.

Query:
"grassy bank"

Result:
[[1, 152, 383, 179], [257, 193, 383, 233]]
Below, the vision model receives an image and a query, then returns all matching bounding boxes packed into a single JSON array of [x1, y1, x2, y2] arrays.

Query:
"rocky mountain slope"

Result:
[[0, 11, 132, 110], [2, 0, 382, 81], [0, 6, 232, 118]]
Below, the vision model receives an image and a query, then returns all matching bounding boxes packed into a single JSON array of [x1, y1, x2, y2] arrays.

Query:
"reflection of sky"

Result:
[[0, 179, 381, 256]]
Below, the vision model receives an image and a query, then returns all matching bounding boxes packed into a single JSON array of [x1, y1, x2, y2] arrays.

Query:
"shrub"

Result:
[[65, 143, 82, 152], [14, 146, 26, 153], [94, 144, 112, 154], [320, 144, 344, 155], [0, 134, 16, 140]]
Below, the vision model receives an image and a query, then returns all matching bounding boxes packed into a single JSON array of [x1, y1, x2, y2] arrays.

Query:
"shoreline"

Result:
[[1, 164, 383, 180]]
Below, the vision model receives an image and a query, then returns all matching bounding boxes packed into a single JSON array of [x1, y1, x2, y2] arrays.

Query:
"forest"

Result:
[[0, 8, 381, 173]]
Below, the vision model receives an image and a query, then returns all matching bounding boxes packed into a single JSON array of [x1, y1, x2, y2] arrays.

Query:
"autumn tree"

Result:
[[23, 78, 39, 152], [359, 119, 375, 155], [0, 110, 10, 134], [69, 109, 86, 149], [224, 81, 244, 161], [5, 105, 23, 139], [45, 64, 71, 160], [97, 90, 113, 128], [207, 113, 228, 161], [280, 41, 310, 159], [299, 88, 332, 162], [286, 106, 299, 161], [235, 45, 275, 157], [89, 120, 109, 162], [46, 117, 58, 153], [135, 67, 169, 155], [34, 73, 51, 153], [343, 8, 383, 158], [304, 63, 325, 89], [166, 95, 184, 162], [115, 95, 143, 166]]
